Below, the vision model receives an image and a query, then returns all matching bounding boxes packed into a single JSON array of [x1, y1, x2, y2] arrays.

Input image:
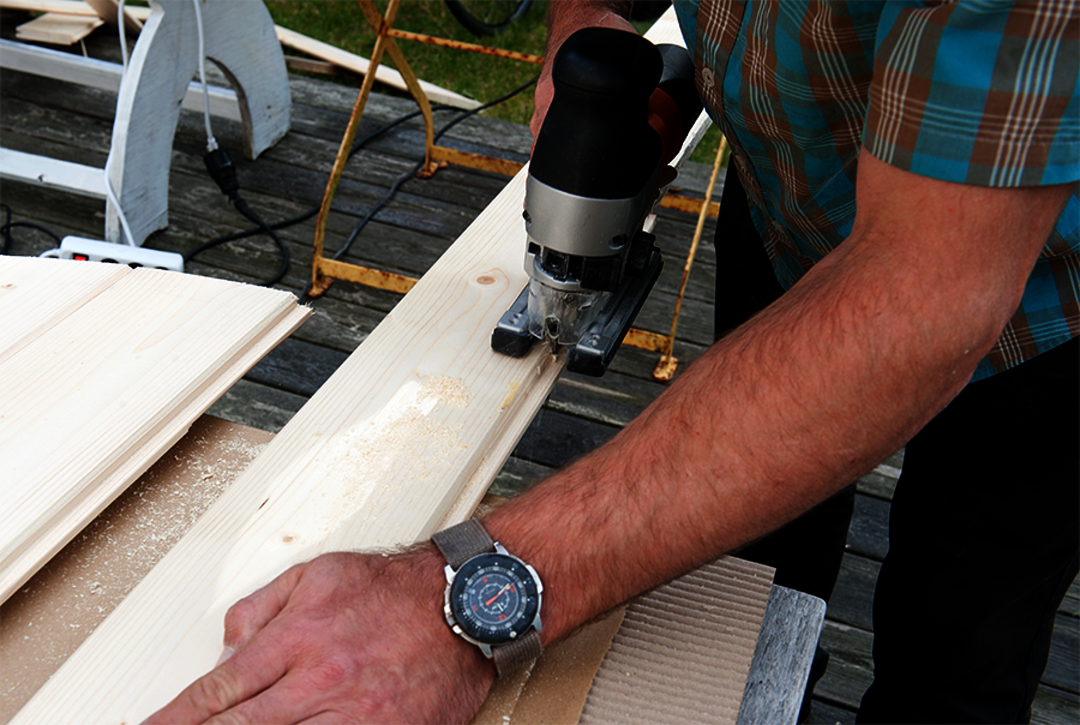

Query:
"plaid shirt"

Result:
[[674, 0, 1079, 380]]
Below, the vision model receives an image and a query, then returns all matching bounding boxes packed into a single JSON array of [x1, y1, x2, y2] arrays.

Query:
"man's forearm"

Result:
[[483, 151, 1073, 645]]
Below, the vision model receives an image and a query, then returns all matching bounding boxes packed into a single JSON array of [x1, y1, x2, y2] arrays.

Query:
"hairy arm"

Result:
[[484, 150, 1072, 643], [147, 36, 1072, 725]]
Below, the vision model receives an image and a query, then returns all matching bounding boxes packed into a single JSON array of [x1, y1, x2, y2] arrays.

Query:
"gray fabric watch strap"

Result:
[[492, 629, 542, 677], [432, 519, 543, 677], [432, 518, 493, 568]]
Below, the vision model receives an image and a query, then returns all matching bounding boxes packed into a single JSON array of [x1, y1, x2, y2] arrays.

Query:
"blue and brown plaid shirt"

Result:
[[674, 0, 1079, 380]]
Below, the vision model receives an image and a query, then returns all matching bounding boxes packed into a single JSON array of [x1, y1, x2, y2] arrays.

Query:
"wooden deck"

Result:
[[1, 18, 1076, 723]]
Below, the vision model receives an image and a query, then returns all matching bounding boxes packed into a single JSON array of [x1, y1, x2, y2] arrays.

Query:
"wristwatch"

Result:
[[432, 519, 543, 676]]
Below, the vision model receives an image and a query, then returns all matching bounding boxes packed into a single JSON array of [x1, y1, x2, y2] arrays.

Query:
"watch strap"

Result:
[[492, 629, 542, 677], [432, 519, 493, 569]]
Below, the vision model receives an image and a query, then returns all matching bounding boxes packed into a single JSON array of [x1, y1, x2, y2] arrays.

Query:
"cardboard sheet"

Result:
[[475, 557, 774, 725], [0, 417, 273, 723], [4, 418, 774, 725]]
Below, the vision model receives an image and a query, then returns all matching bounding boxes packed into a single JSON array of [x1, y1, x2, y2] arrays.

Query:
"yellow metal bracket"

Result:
[[309, 0, 541, 298], [308, 0, 724, 381], [652, 137, 727, 381]]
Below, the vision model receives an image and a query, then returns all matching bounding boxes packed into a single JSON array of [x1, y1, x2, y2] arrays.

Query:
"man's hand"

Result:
[[145, 548, 493, 725]]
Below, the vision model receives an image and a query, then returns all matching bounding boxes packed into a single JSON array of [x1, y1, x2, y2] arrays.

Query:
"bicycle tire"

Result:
[[444, 0, 533, 36]]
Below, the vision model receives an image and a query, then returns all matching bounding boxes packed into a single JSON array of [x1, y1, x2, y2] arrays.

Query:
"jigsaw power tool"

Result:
[[491, 27, 701, 376]]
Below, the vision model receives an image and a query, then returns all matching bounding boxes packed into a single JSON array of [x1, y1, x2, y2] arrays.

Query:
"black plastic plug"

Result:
[[204, 148, 239, 200]]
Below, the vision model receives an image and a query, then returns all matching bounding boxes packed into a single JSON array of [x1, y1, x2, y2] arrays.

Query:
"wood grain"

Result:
[[0, 258, 309, 602], [8, 13, 704, 723]]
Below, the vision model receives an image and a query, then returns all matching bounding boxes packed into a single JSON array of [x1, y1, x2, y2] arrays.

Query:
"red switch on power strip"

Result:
[[39, 238, 184, 272]]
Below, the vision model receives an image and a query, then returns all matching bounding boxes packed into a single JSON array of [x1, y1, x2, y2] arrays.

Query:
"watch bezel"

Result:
[[445, 550, 542, 647]]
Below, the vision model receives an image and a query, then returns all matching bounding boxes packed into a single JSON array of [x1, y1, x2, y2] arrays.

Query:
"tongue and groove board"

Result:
[[0, 257, 310, 603], [10, 13, 694, 724], [11, 168, 566, 725]]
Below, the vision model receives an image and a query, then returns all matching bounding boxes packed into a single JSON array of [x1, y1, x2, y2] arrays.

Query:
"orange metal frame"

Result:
[[308, 0, 722, 380]]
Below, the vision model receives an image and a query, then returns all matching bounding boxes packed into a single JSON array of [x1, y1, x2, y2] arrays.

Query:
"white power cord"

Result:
[[190, 0, 218, 152], [102, 0, 136, 247], [117, 0, 129, 70]]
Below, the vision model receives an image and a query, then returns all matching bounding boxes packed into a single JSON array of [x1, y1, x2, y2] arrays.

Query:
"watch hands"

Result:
[[486, 583, 513, 606]]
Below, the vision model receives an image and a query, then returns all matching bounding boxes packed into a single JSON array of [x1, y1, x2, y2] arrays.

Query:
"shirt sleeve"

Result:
[[863, 0, 1079, 187]]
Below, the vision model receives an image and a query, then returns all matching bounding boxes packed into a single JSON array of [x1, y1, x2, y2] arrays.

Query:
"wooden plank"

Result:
[[0, 257, 310, 602], [8, 14, 702, 722], [814, 621, 875, 710], [1032, 685, 1080, 725], [0, 256, 125, 363], [274, 24, 482, 111], [15, 11, 101, 44], [846, 494, 890, 561], [0, 146, 106, 199], [739, 587, 827, 725], [1045, 614, 1080, 694]]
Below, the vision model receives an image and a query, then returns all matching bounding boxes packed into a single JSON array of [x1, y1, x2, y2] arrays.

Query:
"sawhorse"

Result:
[[0, 0, 291, 245]]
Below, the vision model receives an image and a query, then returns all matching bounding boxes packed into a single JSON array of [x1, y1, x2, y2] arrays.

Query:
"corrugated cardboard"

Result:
[[475, 557, 775, 725]]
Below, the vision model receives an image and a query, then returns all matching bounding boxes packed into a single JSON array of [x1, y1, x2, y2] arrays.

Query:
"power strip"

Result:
[[40, 237, 185, 272]]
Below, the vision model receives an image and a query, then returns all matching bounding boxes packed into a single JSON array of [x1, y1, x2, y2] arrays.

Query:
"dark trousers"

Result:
[[713, 170, 1080, 723]]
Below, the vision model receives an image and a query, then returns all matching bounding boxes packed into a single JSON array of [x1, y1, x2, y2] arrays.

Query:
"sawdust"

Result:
[[500, 380, 521, 410], [302, 375, 474, 545], [417, 374, 470, 410], [0, 421, 270, 720]]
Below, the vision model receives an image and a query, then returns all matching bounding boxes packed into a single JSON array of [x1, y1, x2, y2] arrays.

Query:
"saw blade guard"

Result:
[[525, 278, 605, 346]]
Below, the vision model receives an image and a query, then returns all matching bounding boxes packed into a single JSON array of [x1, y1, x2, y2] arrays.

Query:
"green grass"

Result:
[[263, 0, 548, 125], [263, 0, 724, 164]]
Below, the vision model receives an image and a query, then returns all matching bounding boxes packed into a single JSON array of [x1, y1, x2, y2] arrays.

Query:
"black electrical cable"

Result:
[[181, 106, 460, 289], [1, 204, 64, 255], [188, 147, 293, 286], [189, 73, 538, 292], [181, 104, 461, 275], [331, 73, 539, 263]]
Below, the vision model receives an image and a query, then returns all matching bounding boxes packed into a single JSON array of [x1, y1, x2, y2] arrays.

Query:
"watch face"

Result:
[[449, 552, 541, 645]]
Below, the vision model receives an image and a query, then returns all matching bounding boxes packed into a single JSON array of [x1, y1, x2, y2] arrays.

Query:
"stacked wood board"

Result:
[[6, 9, 749, 723], [0, 257, 309, 602], [10, 162, 567, 725]]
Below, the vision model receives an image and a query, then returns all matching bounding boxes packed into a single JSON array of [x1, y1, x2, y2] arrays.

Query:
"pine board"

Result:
[[0, 257, 309, 602], [9, 13, 700, 723], [11, 168, 565, 725], [14, 11, 101, 44]]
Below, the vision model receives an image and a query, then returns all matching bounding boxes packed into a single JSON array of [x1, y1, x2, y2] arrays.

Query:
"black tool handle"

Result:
[[656, 43, 702, 139], [530, 27, 664, 200]]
